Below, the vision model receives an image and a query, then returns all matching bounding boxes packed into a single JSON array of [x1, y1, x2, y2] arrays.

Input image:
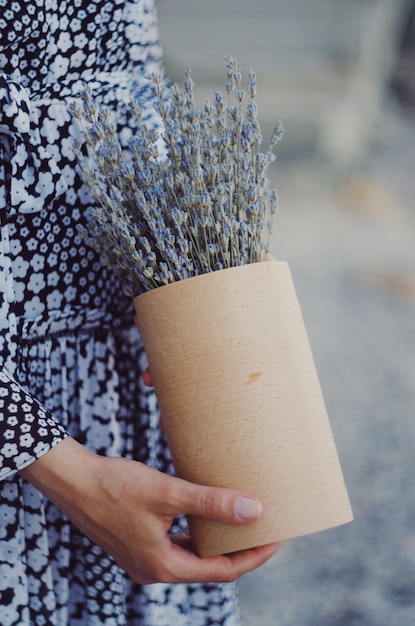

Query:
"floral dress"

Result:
[[0, 1, 240, 624]]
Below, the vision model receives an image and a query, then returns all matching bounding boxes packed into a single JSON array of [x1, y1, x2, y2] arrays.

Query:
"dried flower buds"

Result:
[[71, 57, 283, 298]]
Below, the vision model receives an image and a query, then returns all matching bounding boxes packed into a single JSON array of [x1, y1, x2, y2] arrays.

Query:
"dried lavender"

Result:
[[71, 57, 283, 298]]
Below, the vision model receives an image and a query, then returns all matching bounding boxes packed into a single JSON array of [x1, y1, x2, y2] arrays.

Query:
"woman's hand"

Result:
[[142, 366, 153, 387], [20, 437, 282, 584]]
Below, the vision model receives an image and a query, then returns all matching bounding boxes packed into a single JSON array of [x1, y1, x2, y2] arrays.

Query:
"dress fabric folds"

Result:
[[0, 1, 240, 624]]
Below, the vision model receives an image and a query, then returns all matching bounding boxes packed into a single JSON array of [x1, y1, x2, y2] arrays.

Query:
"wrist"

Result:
[[19, 437, 99, 515]]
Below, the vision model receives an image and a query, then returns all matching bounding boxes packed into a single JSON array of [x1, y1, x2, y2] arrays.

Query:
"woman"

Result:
[[0, 1, 281, 624]]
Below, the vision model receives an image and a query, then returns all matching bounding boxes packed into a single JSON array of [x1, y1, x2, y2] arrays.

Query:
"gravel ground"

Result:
[[238, 110, 415, 626]]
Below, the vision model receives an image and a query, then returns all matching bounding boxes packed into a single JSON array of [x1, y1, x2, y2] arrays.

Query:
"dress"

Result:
[[0, 1, 241, 624]]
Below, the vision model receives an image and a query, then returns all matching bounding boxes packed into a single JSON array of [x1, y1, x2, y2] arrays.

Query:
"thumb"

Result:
[[176, 481, 263, 524]]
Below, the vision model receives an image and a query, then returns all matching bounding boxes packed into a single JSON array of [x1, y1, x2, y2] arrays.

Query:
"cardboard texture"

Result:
[[134, 261, 353, 557]]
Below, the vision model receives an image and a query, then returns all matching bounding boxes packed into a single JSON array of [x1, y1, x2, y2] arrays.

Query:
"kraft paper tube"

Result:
[[134, 261, 353, 557]]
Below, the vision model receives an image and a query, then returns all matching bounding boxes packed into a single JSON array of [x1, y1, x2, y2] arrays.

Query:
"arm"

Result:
[[20, 436, 282, 584]]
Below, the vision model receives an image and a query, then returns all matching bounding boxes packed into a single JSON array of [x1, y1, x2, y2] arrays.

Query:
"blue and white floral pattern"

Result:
[[0, 1, 240, 624]]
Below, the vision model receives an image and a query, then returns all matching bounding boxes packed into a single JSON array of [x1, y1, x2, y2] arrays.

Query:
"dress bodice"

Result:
[[0, 0, 162, 99], [0, 0, 164, 369]]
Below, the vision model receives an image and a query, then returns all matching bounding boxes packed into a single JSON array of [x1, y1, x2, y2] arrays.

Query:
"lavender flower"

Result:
[[71, 57, 283, 298]]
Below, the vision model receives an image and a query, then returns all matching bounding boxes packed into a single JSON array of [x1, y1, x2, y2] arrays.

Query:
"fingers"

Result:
[[167, 476, 263, 524], [142, 367, 153, 387], [209, 541, 283, 582], [133, 456, 263, 524], [134, 539, 283, 585], [220, 541, 284, 580], [159, 536, 284, 584]]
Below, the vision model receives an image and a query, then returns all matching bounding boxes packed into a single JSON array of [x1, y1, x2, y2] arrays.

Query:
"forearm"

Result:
[[19, 437, 123, 559], [19, 437, 98, 525]]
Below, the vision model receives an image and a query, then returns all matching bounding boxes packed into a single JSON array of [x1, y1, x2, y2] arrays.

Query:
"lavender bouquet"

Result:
[[71, 59, 354, 559], [71, 57, 283, 298]]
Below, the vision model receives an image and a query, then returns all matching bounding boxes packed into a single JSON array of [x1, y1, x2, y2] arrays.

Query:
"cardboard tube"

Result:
[[134, 261, 353, 556]]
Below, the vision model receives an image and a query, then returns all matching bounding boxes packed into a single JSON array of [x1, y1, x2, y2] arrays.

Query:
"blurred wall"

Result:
[[156, 0, 413, 168]]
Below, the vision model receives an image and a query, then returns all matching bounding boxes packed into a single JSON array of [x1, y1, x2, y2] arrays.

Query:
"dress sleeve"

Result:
[[0, 367, 68, 481]]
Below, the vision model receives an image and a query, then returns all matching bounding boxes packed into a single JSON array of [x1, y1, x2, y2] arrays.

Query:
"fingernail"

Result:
[[234, 497, 262, 520]]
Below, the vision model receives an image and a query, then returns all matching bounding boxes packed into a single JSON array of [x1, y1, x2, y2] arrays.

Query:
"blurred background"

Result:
[[156, 1, 415, 624]]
